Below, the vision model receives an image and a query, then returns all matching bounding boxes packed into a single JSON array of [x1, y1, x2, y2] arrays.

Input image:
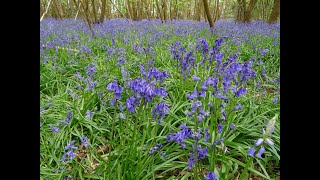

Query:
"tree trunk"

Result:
[[155, 0, 163, 22], [244, 0, 257, 22], [91, 0, 98, 23], [236, 0, 246, 22], [268, 0, 280, 23], [162, 0, 167, 21], [202, 0, 214, 27], [100, 0, 106, 22]]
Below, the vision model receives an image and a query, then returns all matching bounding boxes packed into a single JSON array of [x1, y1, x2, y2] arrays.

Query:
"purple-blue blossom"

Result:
[[206, 172, 217, 180], [152, 101, 170, 124], [248, 147, 256, 157], [80, 135, 90, 147], [256, 146, 265, 158]]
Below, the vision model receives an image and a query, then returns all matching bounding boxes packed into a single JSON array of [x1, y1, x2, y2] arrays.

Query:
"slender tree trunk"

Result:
[[236, 0, 246, 22], [162, 0, 167, 21], [244, 0, 257, 22], [100, 0, 106, 22], [155, 0, 163, 22], [202, 0, 214, 27], [268, 0, 280, 23], [91, 0, 98, 22]]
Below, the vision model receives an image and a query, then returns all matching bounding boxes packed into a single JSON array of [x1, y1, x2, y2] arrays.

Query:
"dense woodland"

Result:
[[40, 0, 280, 26]]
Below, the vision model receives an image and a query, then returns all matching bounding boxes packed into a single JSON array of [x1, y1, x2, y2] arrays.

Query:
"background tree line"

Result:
[[40, 0, 279, 26]]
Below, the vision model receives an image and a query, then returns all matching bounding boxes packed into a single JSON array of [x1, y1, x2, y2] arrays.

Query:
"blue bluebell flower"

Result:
[[204, 128, 210, 142], [80, 135, 90, 147], [256, 146, 265, 158], [152, 101, 170, 124], [192, 76, 201, 81], [49, 124, 59, 133], [248, 147, 256, 157], [234, 104, 242, 110], [230, 123, 236, 130], [206, 172, 217, 180], [218, 123, 224, 133]]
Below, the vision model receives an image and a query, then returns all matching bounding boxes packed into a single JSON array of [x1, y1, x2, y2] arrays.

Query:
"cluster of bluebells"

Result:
[[49, 111, 73, 133], [152, 101, 170, 124], [171, 42, 196, 80], [73, 63, 98, 92], [206, 171, 217, 180], [80, 135, 90, 147], [166, 124, 193, 148], [148, 144, 163, 154], [61, 141, 78, 163], [140, 65, 170, 84], [106, 80, 123, 106], [187, 145, 208, 170], [124, 66, 169, 113]]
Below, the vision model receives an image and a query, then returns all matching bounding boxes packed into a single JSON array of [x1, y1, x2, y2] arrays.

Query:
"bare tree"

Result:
[[268, 0, 280, 23]]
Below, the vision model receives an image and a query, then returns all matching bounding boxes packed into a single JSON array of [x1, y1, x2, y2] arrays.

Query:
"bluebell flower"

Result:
[[65, 141, 78, 150], [255, 138, 264, 146], [85, 63, 96, 77], [160, 152, 166, 158], [261, 49, 269, 56], [248, 147, 256, 157], [272, 96, 279, 104], [234, 104, 242, 111], [67, 150, 76, 160], [149, 144, 163, 154], [84, 78, 97, 91], [200, 39, 209, 55], [204, 128, 210, 142], [154, 87, 167, 97], [49, 124, 59, 133], [199, 107, 209, 116], [191, 100, 202, 113], [187, 145, 208, 170], [106, 80, 123, 100], [199, 90, 206, 97], [235, 87, 247, 97], [230, 123, 236, 130], [185, 110, 193, 116], [152, 101, 170, 124], [256, 146, 265, 158], [216, 92, 228, 100], [80, 135, 90, 147], [116, 56, 126, 66], [192, 76, 201, 81], [126, 96, 139, 113], [119, 113, 126, 119], [214, 52, 223, 64], [167, 124, 193, 148], [59, 111, 73, 125], [206, 172, 217, 180], [63, 175, 72, 180], [266, 138, 274, 146], [218, 123, 224, 133], [85, 110, 92, 119], [187, 89, 198, 100]]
